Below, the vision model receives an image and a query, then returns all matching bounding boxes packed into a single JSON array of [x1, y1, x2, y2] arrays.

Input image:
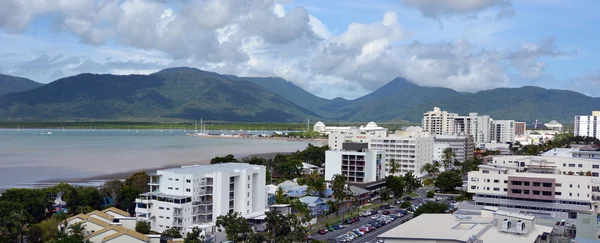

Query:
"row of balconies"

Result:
[[192, 200, 213, 205]]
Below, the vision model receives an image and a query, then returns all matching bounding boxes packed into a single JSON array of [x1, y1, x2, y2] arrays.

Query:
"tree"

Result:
[[400, 201, 411, 209], [273, 157, 302, 179], [388, 158, 399, 175], [215, 211, 253, 242], [402, 172, 422, 194], [297, 171, 326, 197], [0, 188, 55, 223], [331, 174, 351, 223], [162, 227, 182, 238], [76, 187, 104, 210], [427, 190, 434, 198], [33, 218, 60, 243], [100, 180, 123, 207], [441, 147, 456, 169], [119, 185, 142, 213], [386, 176, 405, 200], [242, 156, 267, 165], [75, 206, 94, 214], [460, 158, 483, 174], [28, 223, 44, 243], [68, 221, 86, 236], [413, 202, 448, 217], [124, 171, 150, 193], [184, 227, 204, 243], [135, 221, 150, 234], [265, 211, 307, 243], [274, 187, 289, 204], [0, 201, 32, 243], [434, 171, 463, 193], [210, 154, 238, 164], [420, 163, 440, 178]]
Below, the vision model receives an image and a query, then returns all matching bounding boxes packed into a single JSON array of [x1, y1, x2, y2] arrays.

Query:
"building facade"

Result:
[[325, 143, 386, 183], [369, 126, 434, 176], [135, 163, 267, 233], [433, 134, 474, 164], [422, 107, 457, 135], [491, 120, 516, 143], [327, 124, 388, 150], [515, 122, 527, 136], [575, 111, 600, 139], [455, 113, 493, 143], [468, 156, 600, 218]]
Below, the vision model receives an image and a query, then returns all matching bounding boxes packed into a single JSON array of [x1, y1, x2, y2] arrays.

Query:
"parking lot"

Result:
[[310, 209, 412, 243]]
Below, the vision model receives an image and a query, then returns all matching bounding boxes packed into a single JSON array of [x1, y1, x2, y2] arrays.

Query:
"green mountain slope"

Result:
[[0, 67, 319, 122], [0, 74, 43, 96]]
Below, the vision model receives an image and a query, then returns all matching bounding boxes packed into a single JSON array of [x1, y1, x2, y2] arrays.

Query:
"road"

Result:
[[310, 211, 412, 243]]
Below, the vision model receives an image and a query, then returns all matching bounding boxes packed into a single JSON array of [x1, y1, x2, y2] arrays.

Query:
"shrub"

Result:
[[427, 190, 435, 198]]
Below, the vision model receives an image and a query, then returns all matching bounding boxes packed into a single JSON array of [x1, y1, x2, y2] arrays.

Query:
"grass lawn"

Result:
[[408, 192, 420, 197]]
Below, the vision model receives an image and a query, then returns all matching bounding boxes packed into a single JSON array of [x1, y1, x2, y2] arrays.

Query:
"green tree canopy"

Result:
[[135, 221, 151, 234], [0, 188, 54, 223], [434, 171, 463, 193], [265, 211, 307, 243], [414, 202, 449, 217], [402, 172, 422, 194], [386, 176, 405, 199], [215, 211, 253, 242], [124, 171, 150, 193], [427, 190, 434, 198], [162, 227, 182, 238], [441, 147, 456, 169], [388, 158, 399, 175], [210, 154, 238, 164]]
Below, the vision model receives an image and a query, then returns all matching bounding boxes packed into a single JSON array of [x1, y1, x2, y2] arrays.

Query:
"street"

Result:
[[310, 211, 412, 243]]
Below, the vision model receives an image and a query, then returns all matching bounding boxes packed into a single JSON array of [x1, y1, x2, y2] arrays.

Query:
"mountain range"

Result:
[[1, 67, 598, 123]]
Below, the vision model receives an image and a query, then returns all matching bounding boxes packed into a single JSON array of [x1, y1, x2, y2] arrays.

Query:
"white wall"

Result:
[[104, 235, 146, 243], [87, 229, 118, 243]]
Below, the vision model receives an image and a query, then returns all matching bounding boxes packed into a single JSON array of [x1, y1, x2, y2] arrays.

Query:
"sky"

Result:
[[0, 0, 599, 99]]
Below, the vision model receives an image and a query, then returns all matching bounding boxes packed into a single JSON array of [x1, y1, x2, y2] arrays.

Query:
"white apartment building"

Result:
[[314, 121, 386, 135], [492, 120, 516, 143], [455, 113, 493, 143], [433, 134, 474, 164], [468, 156, 600, 219], [328, 123, 388, 149], [422, 107, 457, 135], [369, 126, 434, 176], [575, 111, 600, 139], [325, 143, 386, 183], [135, 163, 267, 233]]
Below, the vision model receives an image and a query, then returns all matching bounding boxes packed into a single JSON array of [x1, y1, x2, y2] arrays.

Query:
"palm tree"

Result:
[[421, 162, 441, 178], [388, 158, 399, 175], [68, 222, 86, 236], [441, 147, 456, 169]]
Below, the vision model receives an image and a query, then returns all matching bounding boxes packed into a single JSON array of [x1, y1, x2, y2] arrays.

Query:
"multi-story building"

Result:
[[433, 134, 474, 164], [328, 123, 388, 150], [315, 121, 386, 135], [468, 155, 600, 219], [515, 121, 527, 136], [575, 111, 600, 139], [325, 143, 386, 183], [135, 163, 267, 233], [543, 120, 563, 132], [455, 113, 493, 143], [369, 126, 433, 176], [491, 120, 516, 143], [422, 107, 457, 135], [542, 146, 600, 160]]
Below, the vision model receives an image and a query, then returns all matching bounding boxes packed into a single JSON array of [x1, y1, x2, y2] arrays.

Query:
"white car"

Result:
[[371, 215, 379, 220]]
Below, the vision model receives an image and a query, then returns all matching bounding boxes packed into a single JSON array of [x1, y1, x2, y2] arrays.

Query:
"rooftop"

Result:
[[160, 163, 262, 174], [378, 213, 553, 243]]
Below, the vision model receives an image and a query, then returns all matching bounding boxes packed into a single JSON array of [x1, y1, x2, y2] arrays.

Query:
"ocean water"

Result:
[[0, 129, 314, 190]]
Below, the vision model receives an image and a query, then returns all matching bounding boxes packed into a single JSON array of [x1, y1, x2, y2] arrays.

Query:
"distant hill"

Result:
[[0, 74, 43, 96], [1, 68, 598, 123], [0, 68, 319, 122]]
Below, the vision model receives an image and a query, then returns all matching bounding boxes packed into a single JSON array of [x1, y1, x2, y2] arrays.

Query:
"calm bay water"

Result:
[[0, 129, 314, 190]]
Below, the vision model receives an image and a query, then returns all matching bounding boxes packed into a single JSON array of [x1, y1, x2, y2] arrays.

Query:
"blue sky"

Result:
[[1, 0, 599, 99]]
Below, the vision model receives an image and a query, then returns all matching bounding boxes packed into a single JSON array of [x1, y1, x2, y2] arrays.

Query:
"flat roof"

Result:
[[140, 192, 189, 200], [160, 163, 262, 174], [378, 214, 553, 243]]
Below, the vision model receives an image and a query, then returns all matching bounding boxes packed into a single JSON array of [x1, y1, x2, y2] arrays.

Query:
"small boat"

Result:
[[47, 132, 52, 135]]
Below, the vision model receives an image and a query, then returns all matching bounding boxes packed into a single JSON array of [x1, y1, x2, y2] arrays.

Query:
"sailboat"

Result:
[[62, 126, 65, 132]]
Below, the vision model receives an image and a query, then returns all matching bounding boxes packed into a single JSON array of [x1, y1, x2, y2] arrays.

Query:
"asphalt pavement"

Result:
[[311, 211, 412, 243]]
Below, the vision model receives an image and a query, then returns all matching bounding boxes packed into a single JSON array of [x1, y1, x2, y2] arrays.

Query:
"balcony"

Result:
[[135, 198, 151, 204], [173, 220, 183, 227], [136, 207, 149, 214], [194, 208, 213, 215], [173, 211, 182, 217], [193, 200, 213, 205]]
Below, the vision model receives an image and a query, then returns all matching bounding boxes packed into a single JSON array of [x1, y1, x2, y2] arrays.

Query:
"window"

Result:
[[533, 191, 540, 195], [570, 184, 573, 188], [578, 184, 580, 188], [563, 163, 566, 167], [175, 188, 179, 190], [247, 201, 250, 206], [523, 182, 530, 186], [482, 170, 489, 174], [593, 165, 600, 169], [248, 176, 250, 180], [593, 172, 599, 177], [471, 186, 476, 189], [159, 216, 164, 218], [175, 179, 179, 181], [169, 178, 173, 181], [247, 192, 250, 197], [542, 191, 552, 196], [555, 192, 561, 195], [523, 190, 530, 194], [248, 184, 250, 189], [186, 189, 191, 192], [493, 179, 499, 183], [166, 226, 170, 229], [533, 182, 541, 187], [569, 193, 572, 196], [166, 208, 170, 210], [166, 217, 170, 219], [504, 180, 508, 184], [511, 189, 522, 194], [492, 188, 499, 191], [578, 164, 583, 168], [504, 188, 508, 192], [542, 183, 553, 187], [569, 164, 575, 167], [512, 181, 522, 186], [186, 179, 191, 183], [168, 187, 173, 190], [555, 183, 561, 187]]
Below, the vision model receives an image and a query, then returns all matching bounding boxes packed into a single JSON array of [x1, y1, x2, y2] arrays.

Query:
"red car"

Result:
[[383, 211, 390, 215], [318, 229, 327, 235]]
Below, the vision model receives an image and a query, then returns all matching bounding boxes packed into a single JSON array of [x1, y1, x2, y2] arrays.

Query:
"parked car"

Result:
[[371, 215, 379, 220], [319, 229, 327, 234], [383, 211, 390, 215], [334, 224, 340, 230], [353, 229, 364, 236], [329, 225, 335, 231], [337, 223, 344, 229]]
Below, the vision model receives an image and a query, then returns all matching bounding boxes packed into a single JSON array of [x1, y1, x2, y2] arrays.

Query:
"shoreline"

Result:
[[37, 151, 297, 185]]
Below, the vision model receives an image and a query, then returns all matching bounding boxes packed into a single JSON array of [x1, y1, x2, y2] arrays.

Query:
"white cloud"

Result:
[[401, 0, 512, 19], [570, 70, 600, 97]]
